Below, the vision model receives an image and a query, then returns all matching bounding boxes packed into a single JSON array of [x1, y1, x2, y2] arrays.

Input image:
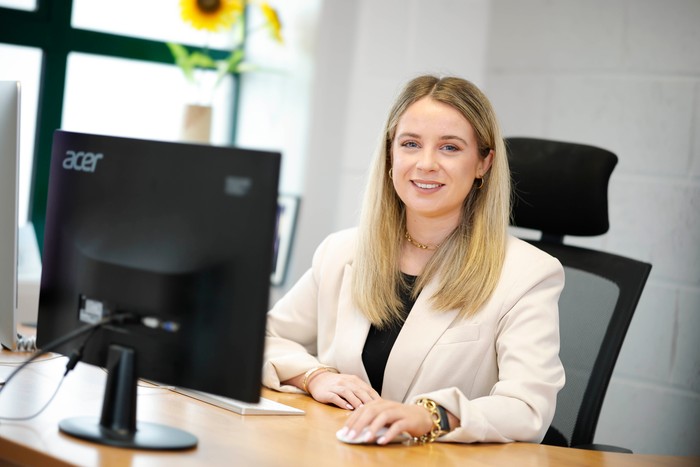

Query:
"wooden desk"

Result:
[[0, 349, 697, 467]]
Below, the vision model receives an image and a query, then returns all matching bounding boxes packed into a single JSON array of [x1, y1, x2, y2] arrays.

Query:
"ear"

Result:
[[478, 149, 494, 177]]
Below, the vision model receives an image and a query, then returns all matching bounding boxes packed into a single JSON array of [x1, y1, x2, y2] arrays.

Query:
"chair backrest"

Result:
[[506, 137, 652, 448]]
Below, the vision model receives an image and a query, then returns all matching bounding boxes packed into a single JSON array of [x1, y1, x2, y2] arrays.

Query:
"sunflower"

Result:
[[180, 0, 244, 32]]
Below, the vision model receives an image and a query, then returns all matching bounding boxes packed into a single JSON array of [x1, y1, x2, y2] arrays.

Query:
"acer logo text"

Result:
[[63, 150, 104, 172]]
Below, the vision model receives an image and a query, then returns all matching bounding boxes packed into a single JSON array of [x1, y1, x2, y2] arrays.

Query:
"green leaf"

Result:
[[214, 49, 245, 87], [166, 42, 195, 83], [188, 51, 217, 69]]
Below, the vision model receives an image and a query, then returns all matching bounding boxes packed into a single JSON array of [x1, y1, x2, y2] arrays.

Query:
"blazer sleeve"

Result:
[[262, 233, 335, 392], [410, 250, 566, 444]]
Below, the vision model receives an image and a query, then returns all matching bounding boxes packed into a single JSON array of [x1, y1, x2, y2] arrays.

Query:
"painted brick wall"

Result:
[[484, 0, 700, 455], [290, 0, 699, 455]]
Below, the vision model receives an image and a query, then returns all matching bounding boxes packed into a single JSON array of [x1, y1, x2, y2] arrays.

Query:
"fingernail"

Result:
[[346, 403, 354, 410], [362, 430, 372, 442], [337, 427, 348, 437], [377, 436, 386, 445], [347, 430, 357, 439]]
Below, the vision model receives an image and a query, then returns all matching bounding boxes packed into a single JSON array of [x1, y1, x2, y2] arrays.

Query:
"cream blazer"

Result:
[[262, 228, 565, 444]]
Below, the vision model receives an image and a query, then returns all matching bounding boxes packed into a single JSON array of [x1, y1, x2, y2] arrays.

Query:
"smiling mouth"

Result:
[[413, 181, 443, 189]]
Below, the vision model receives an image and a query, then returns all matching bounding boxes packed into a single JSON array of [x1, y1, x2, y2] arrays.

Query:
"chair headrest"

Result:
[[506, 137, 618, 238]]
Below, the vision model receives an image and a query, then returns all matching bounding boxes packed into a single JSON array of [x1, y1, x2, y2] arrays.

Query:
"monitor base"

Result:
[[60, 416, 197, 450], [58, 344, 197, 450]]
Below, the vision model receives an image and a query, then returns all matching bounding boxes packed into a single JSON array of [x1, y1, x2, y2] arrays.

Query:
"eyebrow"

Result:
[[396, 132, 469, 146]]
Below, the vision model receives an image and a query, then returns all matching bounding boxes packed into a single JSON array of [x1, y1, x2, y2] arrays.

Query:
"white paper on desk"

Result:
[[173, 387, 305, 415]]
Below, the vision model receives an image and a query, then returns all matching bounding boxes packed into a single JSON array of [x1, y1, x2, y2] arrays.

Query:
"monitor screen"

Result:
[[36, 130, 280, 449]]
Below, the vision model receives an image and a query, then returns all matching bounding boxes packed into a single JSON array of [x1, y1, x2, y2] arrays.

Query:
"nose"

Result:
[[416, 148, 438, 171]]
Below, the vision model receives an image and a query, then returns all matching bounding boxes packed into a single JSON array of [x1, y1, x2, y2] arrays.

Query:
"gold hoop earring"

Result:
[[389, 168, 393, 179], [474, 177, 484, 189]]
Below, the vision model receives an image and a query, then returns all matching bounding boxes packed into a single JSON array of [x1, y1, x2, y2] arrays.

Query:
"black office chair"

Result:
[[506, 137, 652, 452]]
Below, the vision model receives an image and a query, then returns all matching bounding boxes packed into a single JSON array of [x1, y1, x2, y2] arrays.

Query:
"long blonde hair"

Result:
[[352, 75, 511, 328]]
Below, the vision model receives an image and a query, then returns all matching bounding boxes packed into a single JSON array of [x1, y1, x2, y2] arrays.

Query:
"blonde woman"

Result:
[[262, 75, 565, 445]]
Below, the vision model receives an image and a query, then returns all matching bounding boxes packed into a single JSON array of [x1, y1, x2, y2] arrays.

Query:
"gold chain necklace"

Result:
[[404, 231, 440, 250]]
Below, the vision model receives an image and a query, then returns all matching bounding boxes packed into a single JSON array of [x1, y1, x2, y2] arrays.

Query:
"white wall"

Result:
[[285, 0, 492, 296], [484, 0, 700, 456], [236, 0, 322, 197], [285, 0, 699, 456]]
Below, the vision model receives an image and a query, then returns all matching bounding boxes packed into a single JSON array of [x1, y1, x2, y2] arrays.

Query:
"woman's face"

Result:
[[391, 97, 492, 223]]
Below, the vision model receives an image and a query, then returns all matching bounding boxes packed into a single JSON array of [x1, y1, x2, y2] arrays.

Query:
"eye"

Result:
[[401, 140, 419, 149], [441, 144, 460, 152]]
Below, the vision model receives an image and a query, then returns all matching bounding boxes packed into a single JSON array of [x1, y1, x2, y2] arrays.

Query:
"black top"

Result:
[[361, 274, 417, 394]]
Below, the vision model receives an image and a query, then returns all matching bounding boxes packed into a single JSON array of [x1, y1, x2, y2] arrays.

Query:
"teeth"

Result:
[[415, 182, 441, 189]]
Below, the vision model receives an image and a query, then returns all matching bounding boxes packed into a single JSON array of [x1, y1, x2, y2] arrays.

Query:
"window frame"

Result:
[[0, 0, 242, 250]]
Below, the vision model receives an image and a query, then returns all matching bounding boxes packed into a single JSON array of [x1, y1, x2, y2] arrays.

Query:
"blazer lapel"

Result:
[[382, 279, 460, 402]]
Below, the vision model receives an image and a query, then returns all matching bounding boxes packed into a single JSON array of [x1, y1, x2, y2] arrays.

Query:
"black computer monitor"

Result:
[[36, 130, 280, 450]]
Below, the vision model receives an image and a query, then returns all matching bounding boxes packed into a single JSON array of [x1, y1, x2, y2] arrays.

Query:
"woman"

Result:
[[262, 75, 565, 445]]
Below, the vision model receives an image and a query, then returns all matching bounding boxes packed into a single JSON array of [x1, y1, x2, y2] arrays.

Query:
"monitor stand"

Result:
[[59, 344, 197, 450]]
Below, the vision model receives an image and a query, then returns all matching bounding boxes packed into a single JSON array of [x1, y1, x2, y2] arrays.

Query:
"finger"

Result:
[[362, 411, 393, 443], [343, 402, 391, 440], [323, 393, 355, 411], [356, 381, 380, 400], [341, 404, 368, 434], [340, 376, 380, 399], [377, 428, 403, 445], [376, 419, 410, 445], [341, 406, 374, 440], [356, 388, 380, 405], [336, 388, 365, 410]]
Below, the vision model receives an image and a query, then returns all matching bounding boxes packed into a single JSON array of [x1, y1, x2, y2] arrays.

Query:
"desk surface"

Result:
[[0, 349, 697, 467]]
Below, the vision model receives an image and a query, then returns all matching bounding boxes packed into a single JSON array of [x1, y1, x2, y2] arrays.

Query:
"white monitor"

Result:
[[0, 80, 20, 350], [0, 80, 39, 351]]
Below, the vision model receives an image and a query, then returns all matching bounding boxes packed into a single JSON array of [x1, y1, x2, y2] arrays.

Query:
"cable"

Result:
[[0, 313, 135, 395], [0, 369, 68, 421], [0, 319, 108, 421], [0, 354, 64, 368]]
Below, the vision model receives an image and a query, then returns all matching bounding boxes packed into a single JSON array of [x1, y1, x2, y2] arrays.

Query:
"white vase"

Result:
[[180, 104, 212, 143]]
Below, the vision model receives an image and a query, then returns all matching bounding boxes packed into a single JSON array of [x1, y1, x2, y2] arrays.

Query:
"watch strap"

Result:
[[436, 404, 450, 433]]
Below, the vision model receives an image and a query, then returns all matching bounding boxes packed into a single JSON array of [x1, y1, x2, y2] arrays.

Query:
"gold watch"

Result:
[[413, 398, 450, 444]]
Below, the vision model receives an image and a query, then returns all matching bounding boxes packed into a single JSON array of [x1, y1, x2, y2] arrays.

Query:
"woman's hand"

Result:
[[306, 371, 380, 410], [338, 398, 434, 445]]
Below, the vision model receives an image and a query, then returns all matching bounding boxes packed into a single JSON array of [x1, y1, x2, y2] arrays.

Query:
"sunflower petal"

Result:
[[259, 3, 283, 43]]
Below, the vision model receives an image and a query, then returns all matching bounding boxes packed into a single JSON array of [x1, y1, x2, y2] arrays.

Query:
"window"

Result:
[[62, 53, 235, 144], [1, 0, 319, 249], [0, 0, 35, 11], [0, 1, 241, 249]]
